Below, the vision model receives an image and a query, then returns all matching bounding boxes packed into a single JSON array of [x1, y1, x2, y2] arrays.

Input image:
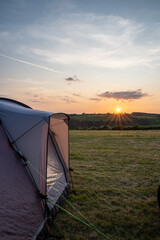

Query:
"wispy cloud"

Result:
[[1, 10, 160, 70], [99, 89, 148, 101], [17, 13, 160, 69], [0, 94, 8, 97], [0, 53, 61, 73], [73, 93, 82, 97], [89, 97, 101, 102], [30, 99, 46, 103], [29, 94, 46, 104], [60, 96, 77, 104]]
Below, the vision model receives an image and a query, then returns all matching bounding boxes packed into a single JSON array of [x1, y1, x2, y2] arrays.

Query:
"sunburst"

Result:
[[116, 108, 121, 113], [107, 111, 133, 128]]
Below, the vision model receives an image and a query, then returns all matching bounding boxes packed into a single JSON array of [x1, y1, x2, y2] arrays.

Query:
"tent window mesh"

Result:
[[47, 134, 67, 207]]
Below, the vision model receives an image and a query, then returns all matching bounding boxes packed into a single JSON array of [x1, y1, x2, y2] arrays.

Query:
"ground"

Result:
[[48, 130, 160, 240]]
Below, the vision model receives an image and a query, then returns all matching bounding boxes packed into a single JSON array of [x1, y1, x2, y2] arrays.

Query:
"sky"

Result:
[[0, 0, 160, 114]]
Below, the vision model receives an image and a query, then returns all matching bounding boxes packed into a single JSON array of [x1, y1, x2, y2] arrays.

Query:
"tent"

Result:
[[0, 98, 70, 239]]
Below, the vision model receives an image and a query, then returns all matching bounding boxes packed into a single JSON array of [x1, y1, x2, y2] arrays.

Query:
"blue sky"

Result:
[[0, 0, 160, 113]]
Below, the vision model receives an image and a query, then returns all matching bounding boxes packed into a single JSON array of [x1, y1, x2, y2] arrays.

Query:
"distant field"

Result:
[[69, 113, 160, 130], [48, 130, 160, 240]]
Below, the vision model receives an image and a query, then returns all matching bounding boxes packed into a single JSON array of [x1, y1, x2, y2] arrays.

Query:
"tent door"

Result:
[[47, 133, 67, 208]]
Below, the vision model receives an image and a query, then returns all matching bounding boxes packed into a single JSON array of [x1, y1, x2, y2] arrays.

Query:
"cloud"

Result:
[[99, 89, 148, 101], [30, 99, 46, 103], [89, 97, 101, 102], [60, 96, 77, 104], [24, 14, 160, 69], [0, 94, 8, 97], [73, 93, 81, 97], [2, 9, 160, 70], [65, 75, 80, 82], [0, 53, 61, 73], [28, 93, 47, 104]]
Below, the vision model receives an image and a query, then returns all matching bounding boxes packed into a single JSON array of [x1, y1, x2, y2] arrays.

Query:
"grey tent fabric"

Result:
[[0, 98, 70, 239], [0, 123, 44, 240]]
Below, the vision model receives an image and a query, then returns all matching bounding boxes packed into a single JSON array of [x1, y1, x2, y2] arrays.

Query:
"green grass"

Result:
[[48, 130, 160, 240]]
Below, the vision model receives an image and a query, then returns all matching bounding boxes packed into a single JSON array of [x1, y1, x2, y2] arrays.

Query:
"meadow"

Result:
[[48, 130, 160, 240]]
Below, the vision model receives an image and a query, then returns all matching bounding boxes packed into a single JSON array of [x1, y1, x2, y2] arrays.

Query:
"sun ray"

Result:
[[107, 114, 117, 126], [106, 111, 135, 129], [117, 114, 122, 127]]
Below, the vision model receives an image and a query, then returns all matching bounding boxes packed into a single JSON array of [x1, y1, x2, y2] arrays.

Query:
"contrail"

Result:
[[0, 53, 61, 74]]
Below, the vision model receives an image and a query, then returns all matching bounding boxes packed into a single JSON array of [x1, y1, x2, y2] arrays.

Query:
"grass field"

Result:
[[48, 130, 160, 240]]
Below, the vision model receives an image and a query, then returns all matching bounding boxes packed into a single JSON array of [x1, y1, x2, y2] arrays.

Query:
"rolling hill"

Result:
[[69, 112, 160, 130]]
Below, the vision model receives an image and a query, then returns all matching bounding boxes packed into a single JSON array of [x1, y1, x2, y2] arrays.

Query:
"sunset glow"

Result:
[[0, 1, 160, 114], [116, 108, 121, 113]]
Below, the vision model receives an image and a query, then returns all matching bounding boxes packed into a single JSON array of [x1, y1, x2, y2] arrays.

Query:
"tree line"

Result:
[[69, 113, 160, 130]]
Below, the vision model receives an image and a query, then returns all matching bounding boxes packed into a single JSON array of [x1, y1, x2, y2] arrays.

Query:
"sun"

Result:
[[116, 108, 121, 113]]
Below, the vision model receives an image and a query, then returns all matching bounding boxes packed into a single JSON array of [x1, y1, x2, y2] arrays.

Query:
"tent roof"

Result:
[[0, 97, 69, 120]]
